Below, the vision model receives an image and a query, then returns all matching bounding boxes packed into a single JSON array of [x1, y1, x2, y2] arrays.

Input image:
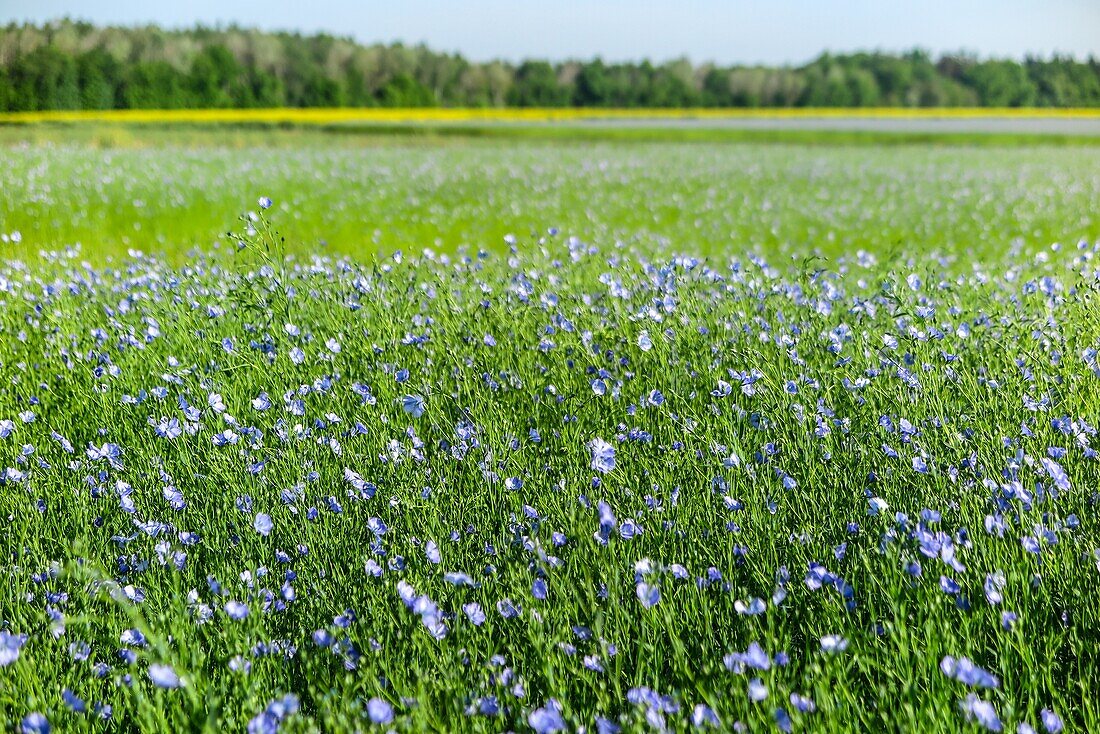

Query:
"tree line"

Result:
[[2, 20, 1099, 111]]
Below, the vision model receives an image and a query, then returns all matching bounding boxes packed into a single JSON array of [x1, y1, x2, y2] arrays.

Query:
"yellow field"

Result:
[[2, 106, 1099, 125]]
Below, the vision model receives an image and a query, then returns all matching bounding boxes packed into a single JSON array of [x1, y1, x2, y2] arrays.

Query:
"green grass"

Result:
[[5, 120, 1100, 148], [319, 122, 1100, 148], [1, 126, 1098, 265], [0, 129, 1098, 733]]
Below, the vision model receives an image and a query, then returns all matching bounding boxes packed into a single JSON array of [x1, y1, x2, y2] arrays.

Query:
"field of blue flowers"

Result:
[[1, 139, 1099, 733]]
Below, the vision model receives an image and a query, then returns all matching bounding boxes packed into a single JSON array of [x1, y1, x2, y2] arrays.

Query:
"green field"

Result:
[[2, 125, 1100, 264], [1, 126, 1099, 733]]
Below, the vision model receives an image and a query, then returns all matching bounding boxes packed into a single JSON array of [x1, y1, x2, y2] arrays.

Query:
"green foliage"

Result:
[[507, 61, 570, 107], [187, 45, 241, 107], [378, 73, 435, 107], [965, 60, 1039, 107], [5, 45, 80, 110], [76, 48, 120, 109], [120, 61, 186, 109], [0, 20, 1098, 111]]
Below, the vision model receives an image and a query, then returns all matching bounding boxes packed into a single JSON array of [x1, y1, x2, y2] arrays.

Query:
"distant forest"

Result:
[[2, 20, 1099, 110]]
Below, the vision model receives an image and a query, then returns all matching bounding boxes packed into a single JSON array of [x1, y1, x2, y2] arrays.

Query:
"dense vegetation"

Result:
[[1, 139, 1100, 732], [2, 19, 1099, 111], [2, 138, 1098, 263]]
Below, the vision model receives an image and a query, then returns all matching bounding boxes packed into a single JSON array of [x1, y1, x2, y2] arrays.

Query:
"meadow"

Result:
[[1, 125, 1099, 733], [2, 125, 1099, 264]]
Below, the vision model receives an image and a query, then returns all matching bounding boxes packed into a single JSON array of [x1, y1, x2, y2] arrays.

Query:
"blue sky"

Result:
[[4, 0, 1098, 64]]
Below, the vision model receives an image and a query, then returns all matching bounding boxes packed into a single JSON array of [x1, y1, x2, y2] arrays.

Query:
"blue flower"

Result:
[[596, 716, 621, 734], [692, 704, 720, 728], [940, 656, 999, 689], [248, 694, 298, 734], [496, 598, 521, 619], [589, 438, 616, 474], [148, 663, 181, 689], [1040, 709, 1063, 733], [790, 693, 815, 713], [1040, 457, 1070, 491], [225, 601, 250, 620], [636, 582, 660, 608], [740, 641, 771, 671], [529, 700, 566, 734], [463, 603, 486, 626], [254, 513, 273, 536], [367, 698, 394, 724], [402, 395, 426, 418], [21, 713, 49, 734], [959, 694, 1001, 732], [735, 598, 765, 616], [425, 540, 441, 564], [62, 689, 86, 713], [0, 631, 26, 666]]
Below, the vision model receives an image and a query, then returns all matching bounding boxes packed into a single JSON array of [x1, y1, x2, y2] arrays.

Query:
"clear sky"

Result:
[[3, 0, 1098, 65]]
